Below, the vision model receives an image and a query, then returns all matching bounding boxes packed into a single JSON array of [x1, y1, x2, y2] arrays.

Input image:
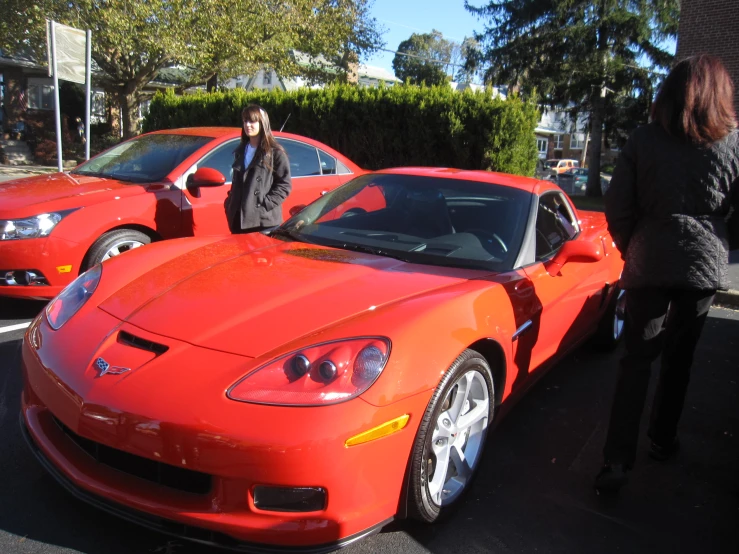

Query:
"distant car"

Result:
[[21, 167, 625, 551], [0, 128, 362, 299], [534, 159, 556, 180], [556, 168, 610, 196], [545, 159, 580, 174]]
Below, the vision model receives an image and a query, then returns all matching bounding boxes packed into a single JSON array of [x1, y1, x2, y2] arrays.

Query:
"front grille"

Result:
[[53, 416, 212, 495]]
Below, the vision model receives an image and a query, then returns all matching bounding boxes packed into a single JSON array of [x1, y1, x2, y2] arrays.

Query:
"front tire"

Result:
[[81, 229, 151, 271], [408, 349, 495, 523], [592, 287, 626, 350]]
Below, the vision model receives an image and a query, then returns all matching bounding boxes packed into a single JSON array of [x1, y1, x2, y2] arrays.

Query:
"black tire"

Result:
[[592, 286, 626, 350], [81, 229, 151, 272], [408, 349, 495, 523]]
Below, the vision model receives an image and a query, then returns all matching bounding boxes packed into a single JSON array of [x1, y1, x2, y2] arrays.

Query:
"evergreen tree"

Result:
[[465, 0, 678, 196]]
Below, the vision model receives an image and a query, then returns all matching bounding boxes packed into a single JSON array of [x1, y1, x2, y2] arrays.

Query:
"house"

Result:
[[534, 109, 620, 167]]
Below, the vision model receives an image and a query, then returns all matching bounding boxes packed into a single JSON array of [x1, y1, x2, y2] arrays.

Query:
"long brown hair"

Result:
[[240, 104, 284, 167], [651, 54, 737, 146]]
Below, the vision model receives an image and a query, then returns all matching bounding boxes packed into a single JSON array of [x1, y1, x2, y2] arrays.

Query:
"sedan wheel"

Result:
[[409, 349, 494, 522], [592, 285, 626, 350], [82, 229, 152, 271], [612, 289, 626, 341]]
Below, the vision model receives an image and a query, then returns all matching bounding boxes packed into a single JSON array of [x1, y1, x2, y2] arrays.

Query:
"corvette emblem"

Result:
[[95, 357, 131, 376]]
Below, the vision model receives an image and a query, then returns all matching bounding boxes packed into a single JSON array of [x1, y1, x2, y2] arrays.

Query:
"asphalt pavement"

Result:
[[0, 299, 737, 554]]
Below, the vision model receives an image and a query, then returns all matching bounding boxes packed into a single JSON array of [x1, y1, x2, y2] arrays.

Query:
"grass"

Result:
[[570, 195, 605, 213]]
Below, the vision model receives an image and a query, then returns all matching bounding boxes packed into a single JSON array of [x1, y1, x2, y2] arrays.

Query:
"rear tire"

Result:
[[592, 286, 626, 350], [81, 229, 151, 272], [408, 349, 495, 523]]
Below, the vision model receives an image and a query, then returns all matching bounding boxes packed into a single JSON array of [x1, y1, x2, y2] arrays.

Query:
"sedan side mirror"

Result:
[[186, 167, 226, 198], [289, 204, 307, 217], [545, 240, 602, 276]]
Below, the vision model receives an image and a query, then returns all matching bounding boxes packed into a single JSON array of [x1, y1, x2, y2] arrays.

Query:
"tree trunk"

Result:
[[586, 94, 604, 197], [206, 74, 218, 92], [118, 92, 140, 139]]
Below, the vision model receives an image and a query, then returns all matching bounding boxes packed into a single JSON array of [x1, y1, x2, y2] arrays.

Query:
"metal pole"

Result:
[[85, 29, 91, 160], [50, 21, 63, 172]]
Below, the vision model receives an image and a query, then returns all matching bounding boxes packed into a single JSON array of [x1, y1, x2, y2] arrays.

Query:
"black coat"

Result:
[[225, 144, 292, 231], [605, 122, 739, 291]]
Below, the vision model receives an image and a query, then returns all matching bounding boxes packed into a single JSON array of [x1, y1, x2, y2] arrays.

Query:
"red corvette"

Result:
[[21, 168, 625, 551], [0, 127, 362, 300]]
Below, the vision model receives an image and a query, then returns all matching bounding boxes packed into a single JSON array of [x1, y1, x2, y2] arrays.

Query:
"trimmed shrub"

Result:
[[144, 84, 540, 176]]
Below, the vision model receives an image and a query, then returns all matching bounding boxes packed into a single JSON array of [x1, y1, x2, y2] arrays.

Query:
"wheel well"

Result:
[[79, 225, 162, 275], [468, 338, 506, 407]]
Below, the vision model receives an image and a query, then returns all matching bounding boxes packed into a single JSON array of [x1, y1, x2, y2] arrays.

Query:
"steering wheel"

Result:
[[467, 228, 508, 258], [340, 207, 367, 218]]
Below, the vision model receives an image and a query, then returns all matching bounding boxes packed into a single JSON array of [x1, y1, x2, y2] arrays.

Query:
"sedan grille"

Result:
[[53, 416, 212, 495]]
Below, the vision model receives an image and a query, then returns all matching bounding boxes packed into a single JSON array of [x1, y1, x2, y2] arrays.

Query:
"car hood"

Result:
[[98, 237, 476, 358], [0, 172, 157, 218]]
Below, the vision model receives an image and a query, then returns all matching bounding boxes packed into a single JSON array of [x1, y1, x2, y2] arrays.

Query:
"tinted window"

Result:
[[278, 139, 321, 177], [198, 140, 237, 183], [318, 149, 337, 175], [73, 134, 212, 182], [535, 193, 578, 259]]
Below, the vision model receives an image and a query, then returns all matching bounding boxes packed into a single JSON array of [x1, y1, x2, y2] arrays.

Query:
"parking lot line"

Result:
[[0, 322, 31, 334]]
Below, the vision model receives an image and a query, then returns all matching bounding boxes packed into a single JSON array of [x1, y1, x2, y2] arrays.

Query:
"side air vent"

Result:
[[118, 331, 169, 355]]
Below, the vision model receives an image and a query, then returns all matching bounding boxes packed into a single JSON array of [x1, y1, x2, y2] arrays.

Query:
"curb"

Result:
[[714, 289, 739, 309]]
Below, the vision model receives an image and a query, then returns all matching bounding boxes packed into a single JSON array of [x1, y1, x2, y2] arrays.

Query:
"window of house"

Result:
[[138, 99, 151, 120], [27, 78, 54, 110], [536, 138, 548, 157], [553, 134, 564, 150], [263, 71, 272, 86], [570, 133, 585, 149], [91, 90, 106, 124]]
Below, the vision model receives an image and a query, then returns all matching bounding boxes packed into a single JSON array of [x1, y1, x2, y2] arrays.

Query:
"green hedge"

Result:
[[143, 84, 540, 176]]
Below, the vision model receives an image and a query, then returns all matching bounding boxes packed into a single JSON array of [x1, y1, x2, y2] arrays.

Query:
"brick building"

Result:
[[676, 0, 739, 111]]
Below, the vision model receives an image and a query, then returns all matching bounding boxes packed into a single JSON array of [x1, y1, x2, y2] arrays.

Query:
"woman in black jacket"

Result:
[[225, 104, 292, 233], [595, 54, 739, 492]]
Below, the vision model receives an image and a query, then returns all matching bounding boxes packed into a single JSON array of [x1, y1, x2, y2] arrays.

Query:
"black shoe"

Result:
[[594, 463, 629, 493], [649, 437, 680, 461]]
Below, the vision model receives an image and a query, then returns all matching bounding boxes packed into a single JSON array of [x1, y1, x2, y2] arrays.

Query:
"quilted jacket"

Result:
[[605, 122, 739, 291]]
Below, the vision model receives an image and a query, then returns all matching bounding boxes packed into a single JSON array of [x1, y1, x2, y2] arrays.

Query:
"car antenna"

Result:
[[280, 113, 291, 132]]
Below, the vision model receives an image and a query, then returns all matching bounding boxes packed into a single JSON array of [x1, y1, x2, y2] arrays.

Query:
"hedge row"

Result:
[[143, 84, 540, 176]]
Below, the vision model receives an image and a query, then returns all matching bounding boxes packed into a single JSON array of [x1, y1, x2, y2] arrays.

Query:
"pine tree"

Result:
[[465, 0, 679, 195]]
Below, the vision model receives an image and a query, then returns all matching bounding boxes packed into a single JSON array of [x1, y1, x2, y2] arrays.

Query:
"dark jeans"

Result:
[[602, 287, 715, 468]]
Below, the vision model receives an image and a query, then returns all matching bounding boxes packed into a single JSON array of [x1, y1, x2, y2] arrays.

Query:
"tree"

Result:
[[1, 1, 383, 138], [392, 30, 457, 86], [465, 0, 679, 196]]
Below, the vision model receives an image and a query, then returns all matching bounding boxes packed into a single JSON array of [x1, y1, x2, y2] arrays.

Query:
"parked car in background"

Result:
[[0, 127, 362, 299], [21, 167, 625, 552], [556, 168, 610, 196], [534, 158, 556, 180], [545, 159, 580, 174]]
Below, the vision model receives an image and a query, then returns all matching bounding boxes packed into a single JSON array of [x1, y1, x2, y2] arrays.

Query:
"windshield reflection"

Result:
[[276, 174, 532, 271]]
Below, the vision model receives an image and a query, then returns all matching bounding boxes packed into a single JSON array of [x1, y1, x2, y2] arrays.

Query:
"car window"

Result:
[[336, 159, 352, 174], [318, 149, 337, 175], [197, 140, 237, 183], [535, 192, 578, 260], [278, 138, 321, 177]]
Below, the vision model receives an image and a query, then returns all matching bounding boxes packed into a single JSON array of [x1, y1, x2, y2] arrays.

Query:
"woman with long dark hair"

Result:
[[225, 104, 292, 233], [595, 54, 739, 492]]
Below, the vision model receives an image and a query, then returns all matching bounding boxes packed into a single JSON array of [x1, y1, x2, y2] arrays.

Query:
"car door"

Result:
[[180, 138, 237, 236], [520, 192, 604, 369], [278, 138, 341, 212]]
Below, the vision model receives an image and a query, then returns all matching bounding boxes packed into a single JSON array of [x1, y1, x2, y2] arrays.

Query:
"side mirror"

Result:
[[186, 167, 226, 198], [289, 204, 307, 217], [545, 240, 602, 276]]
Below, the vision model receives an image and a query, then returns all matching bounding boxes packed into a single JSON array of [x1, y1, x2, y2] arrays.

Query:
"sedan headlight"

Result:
[[45, 264, 102, 330], [0, 212, 67, 240], [227, 337, 391, 406]]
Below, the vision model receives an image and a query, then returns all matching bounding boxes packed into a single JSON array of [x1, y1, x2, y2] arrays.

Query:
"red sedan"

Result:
[[21, 168, 625, 551], [0, 128, 362, 299]]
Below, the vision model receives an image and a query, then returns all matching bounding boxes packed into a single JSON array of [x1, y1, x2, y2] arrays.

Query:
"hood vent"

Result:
[[118, 330, 169, 355]]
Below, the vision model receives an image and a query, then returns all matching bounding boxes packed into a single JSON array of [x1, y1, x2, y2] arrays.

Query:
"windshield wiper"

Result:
[[337, 242, 412, 262], [268, 227, 308, 243]]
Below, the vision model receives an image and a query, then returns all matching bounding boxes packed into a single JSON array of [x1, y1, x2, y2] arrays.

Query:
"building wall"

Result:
[[676, 0, 739, 111]]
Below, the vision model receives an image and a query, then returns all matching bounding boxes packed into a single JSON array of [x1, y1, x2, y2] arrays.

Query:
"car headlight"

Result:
[[1, 212, 66, 240], [45, 264, 102, 330], [227, 337, 391, 406]]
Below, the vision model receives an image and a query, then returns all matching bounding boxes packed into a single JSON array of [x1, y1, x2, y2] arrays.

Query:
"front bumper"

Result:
[[0, 236, 83, 299], [20, 314, 428, 548]]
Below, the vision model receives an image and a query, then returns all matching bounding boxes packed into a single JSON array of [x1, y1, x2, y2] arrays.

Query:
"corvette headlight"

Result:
[[1, 213, 65, 240], [227, 337, 391, 406], [45, 264, 102, 330]]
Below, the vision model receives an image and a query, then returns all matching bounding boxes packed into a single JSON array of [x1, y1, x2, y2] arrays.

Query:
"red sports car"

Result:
[[21, 168, 625, 551], [0, 127, 362, 300]]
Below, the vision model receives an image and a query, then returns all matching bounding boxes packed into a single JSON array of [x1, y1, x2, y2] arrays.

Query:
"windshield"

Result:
[[72, 134, 212, 182], [276, 173, 533, 271]]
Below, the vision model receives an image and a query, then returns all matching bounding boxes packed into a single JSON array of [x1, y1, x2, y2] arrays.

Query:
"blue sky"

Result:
[[363, 0, 482, 75]]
